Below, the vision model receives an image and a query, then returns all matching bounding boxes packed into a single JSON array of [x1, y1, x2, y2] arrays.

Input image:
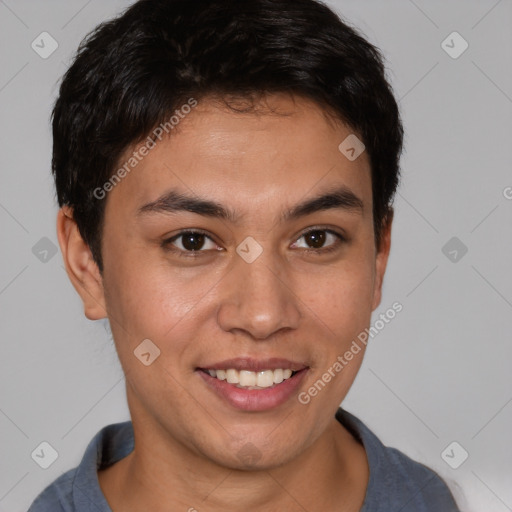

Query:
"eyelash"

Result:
[[162, 229, 218, 258], [291, 227, 346, 254], [162, 227, 346, 258]]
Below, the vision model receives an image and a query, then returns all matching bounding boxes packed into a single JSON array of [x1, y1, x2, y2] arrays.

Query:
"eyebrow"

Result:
[[137, 190, 236, 221], [136, 185, 363, 222], [283, 186, 364, 221]]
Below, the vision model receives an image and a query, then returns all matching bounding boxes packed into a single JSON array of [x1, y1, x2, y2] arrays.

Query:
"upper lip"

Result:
[[198, 357, 309, 372]]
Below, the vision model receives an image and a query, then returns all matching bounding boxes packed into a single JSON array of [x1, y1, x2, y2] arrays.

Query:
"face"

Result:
[[63, 93, 391, 470]]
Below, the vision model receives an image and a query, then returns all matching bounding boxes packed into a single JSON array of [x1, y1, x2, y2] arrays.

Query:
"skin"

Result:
[[57, 93, 392, 512]]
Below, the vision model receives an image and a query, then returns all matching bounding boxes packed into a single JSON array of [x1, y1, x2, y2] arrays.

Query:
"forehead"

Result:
[[105, 94, 372, 220]]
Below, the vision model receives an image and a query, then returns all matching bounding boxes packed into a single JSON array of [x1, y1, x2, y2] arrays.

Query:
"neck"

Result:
[[98, 400, 368, 512]]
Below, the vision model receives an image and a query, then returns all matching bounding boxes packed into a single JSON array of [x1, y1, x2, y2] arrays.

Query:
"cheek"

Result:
[[297, 267, 372, 406], [102, 244, 221, 350], [297, 259, 375, 340]]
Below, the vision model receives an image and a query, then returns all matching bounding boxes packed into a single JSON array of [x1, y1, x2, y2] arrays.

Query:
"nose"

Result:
[[216, 250, 301, 340]]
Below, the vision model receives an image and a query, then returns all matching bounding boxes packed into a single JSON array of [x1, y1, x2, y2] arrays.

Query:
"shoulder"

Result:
[[336, 409, 461, 512], [27, 421, 133, 512], [376, 445, 460, 511], [27, 468, 75, 512]]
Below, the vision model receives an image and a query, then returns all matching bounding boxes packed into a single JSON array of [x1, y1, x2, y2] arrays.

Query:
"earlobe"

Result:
[[372, 210, 393, 311], [57, 206, 107, 320]]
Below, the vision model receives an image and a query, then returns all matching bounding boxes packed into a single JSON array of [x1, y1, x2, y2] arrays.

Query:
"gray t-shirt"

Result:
[[27, 408, 461, 511]]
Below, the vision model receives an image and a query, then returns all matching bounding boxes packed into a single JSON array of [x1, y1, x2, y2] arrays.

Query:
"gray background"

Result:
[[1, 0, 511, 510]]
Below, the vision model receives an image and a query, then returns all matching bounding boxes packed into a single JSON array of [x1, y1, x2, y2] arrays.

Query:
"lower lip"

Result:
[[197, 369, 309, 411]]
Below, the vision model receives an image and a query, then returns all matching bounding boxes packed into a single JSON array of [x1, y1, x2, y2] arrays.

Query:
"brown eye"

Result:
[[291, 228, 345, 252], [181, 232, 205, 251], [166, 231, 218, 252], [304, 230, 326, 248]]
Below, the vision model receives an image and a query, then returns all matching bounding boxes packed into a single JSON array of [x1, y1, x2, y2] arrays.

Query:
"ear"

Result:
[[371, 209, 393, 311], [57, 206, 107, 320]]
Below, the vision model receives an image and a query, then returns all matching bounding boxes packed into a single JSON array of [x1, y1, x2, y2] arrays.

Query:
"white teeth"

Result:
[[205, 368, 296, 388], [256, 370, 274, 388], [273, 368, 284, 384], [239, 370, 257, 387], [226, 369, 239, 384]]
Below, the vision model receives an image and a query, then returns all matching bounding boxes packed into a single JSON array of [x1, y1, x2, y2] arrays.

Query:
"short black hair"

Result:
[[52, 0, 403, 273]]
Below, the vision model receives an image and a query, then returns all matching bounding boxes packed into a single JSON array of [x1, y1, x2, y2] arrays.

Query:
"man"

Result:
[[28, 0, 461, 510]]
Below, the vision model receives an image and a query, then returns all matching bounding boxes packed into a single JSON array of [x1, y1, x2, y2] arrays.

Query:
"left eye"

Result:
[[291, 229, 343, 250], [167, 231, 218, 251]]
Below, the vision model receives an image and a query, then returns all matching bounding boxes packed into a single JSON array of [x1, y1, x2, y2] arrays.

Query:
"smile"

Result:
[[200, 368, 295, 389], [196, 359, 309, 411]]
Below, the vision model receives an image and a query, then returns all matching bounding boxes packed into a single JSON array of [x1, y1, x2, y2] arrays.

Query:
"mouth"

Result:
[[198, 368, 298, 389], [196, 358, 309, 411]]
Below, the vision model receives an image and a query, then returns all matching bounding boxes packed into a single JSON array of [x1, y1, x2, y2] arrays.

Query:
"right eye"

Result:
[[163, 230, 220, 254]]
